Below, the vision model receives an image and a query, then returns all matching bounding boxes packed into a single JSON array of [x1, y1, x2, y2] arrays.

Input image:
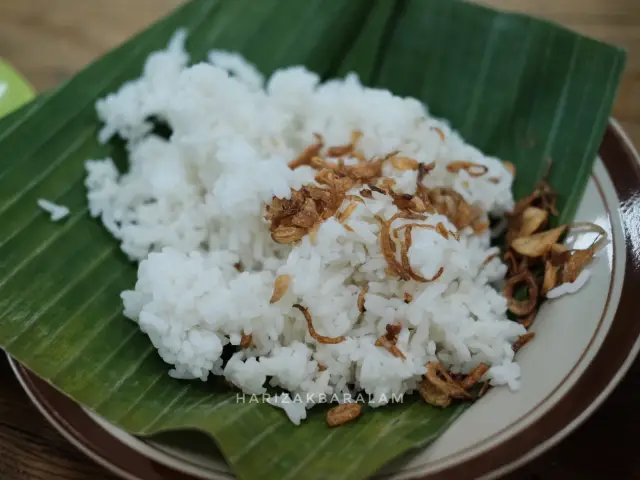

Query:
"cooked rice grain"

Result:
[[86, 31, 524, 425]]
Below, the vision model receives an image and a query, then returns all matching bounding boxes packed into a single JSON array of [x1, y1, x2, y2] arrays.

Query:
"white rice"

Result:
[[37, 198, 69, 221], [266, 394, 307, 425], [84, 30, 529, 423]]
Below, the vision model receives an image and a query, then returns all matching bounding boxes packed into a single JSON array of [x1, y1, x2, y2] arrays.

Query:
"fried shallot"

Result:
[[424, 362, 471, 400], [266, 179, 352, 244], [400, 225, 445, 283], [390, 156, 420, 171], [289, 133, 323, 170], [379, 216, 410, 281], [504, 270, 538, 317], [358, 285, 368, 313], [240, 333, 253, 349], [542, 260, 560, 296], [326, 130, 363, 158], [418, 378, 452, 408], [270, 274, 291, 304], [327, 403, 362, 427], [446, 161, 489, 177], [511, 225, 567, 258], [420, 186, 488, 234], [271, 226, 307, 244], [293, 304, 345, 344], [431, 126, 446, 142], [461, 363, 489, 389], [507, 206, 548, 243], [375, 323, 406, 359], [512, 332, 536, 353]]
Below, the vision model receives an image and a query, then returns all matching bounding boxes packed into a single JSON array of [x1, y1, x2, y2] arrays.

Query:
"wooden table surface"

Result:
[[0, 0, 639, 479]]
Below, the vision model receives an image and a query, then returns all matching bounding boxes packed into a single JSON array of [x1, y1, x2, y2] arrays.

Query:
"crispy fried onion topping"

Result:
[[311, 154, 387, 185], [503, 170, 608, 327], [424, 362, 471, 399], [270, 274, 291, 304], [288, 133, 324, 170], [326, 130, 363, 157], [358, 285, 368, 313], [379, 215, 407, 280], [512, 332, 536, 353], [272, 133, 430, 243], [431, 126, 446, 142], [378, 213, 448, 283], [507, 206, 548, 244], [279, 133, 496, 247], [327, 403, 362, 427], [391, 192, 434, 214], [400, 225, 445, 283], [390, 156, 420, 171], [336, 201, 359, 224], [289, 131, 396, 186], [240, 333, 253, 349], [414, 165, 488, 233], [446, 161, 489, 177], [266, 180, 352, 244], [293, 304, 345, 344], [375, 323, 406, 359], [428, 188, 489, 234], [505, 198, 608, 324], [504, 270, 539, 317], [511, 226, 567, 258], [419, 362, 476, 408], [510, 179, 558, 218], [418, 377, 452, 408], [461, 363, 489, 389], [542, 260, 560, 296], [545, 222, 607, 285]]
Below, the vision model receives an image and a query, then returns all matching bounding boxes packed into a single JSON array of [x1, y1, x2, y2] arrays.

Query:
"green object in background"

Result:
[[0, 1, 626, 479], [0, 60, 35, 118]]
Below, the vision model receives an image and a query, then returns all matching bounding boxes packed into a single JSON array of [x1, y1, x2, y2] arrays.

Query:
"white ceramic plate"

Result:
[[9, 119, 640, 479]]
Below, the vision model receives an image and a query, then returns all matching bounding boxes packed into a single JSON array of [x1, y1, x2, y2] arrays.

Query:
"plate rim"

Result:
[[480, 117, 640, 478], [443, 117, 640, 479], [6, 119, 640, 480]]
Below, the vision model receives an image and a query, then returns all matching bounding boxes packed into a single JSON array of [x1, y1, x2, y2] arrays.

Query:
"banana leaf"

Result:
[[0, 0, 625, 479]]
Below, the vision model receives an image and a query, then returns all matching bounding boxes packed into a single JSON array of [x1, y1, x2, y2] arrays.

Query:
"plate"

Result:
[[3, 61, 640, 479]]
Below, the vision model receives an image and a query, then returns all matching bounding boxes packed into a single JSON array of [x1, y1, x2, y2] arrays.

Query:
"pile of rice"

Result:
[[84, 30, 526, 425]]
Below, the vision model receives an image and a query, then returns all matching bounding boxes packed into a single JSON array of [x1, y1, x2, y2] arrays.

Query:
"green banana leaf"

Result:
[[0, 0, 626, 479]]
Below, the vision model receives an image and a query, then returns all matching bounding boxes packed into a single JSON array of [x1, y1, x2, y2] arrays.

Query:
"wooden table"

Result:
[[0, 1, 638, 479]]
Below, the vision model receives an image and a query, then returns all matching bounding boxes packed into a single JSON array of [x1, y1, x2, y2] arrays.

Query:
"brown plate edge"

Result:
[[7, 120, 640, 480], [8, 356, 199, 480], [420, 119, 640, 480]]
